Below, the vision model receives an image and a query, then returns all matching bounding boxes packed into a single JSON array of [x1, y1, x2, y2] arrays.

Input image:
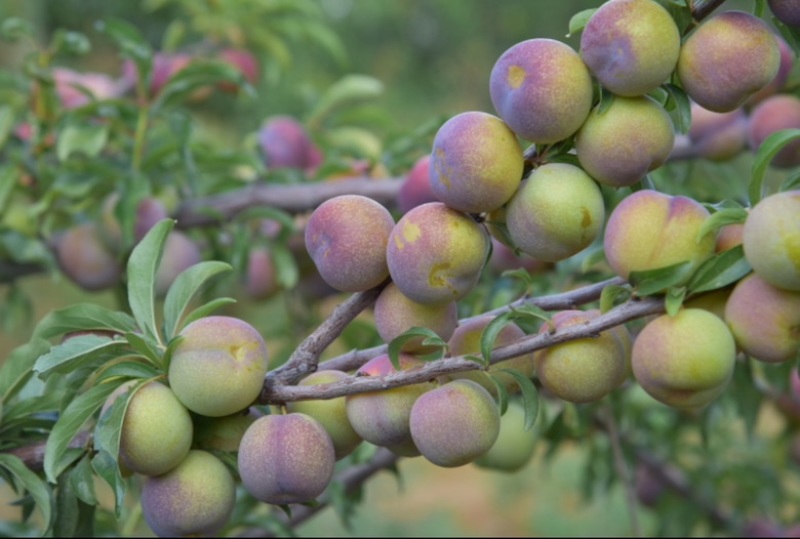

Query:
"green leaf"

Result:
[[0, 18, 34, 42], [154, 60, 252, 109], [597, 87, 615, 115], [662, 83, 692, 135], [599, 284, 633, 313], [127, 218, 174, 345], [686, 245, 752, 294], [95, 359, 160, 383], [180, 297, 237, 329], [95, 18, 152, 84], [56, 123, 108, 161], [90, 451, 126, 518], [0, 106, 14, 150], [781, 169, 800, 192], [480, 311, 539, 366], [68, 456, 97, 506], [750, 128, 800, 204], [43, 380, 121, 483], [566, 8, 597, 38], [163, 261, 231, 341], [124, 331, 163, 366], [754, 0, 766, 17], [497, 369, 539, 430], [696, 207, 749, 243], [52, 30, 91, 56], [387, 327, 447, 371], [33, 335, 129, 378], [0, 338, 50, 402], [307, 75, 384, 125], [629, 261, 694, 296], [664, 287, 686, 317], [32, 303, 138, 341], [488, 373, 509, 416], [0, 454, 52, 531]]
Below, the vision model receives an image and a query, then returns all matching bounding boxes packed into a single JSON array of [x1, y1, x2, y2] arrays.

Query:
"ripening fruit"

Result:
[[238, 413, 335, 505], [742, 190, 800, 291], [285, 370, 363, 460], [632, 309, 736, 409], [747, 35, 795, 106], [54, 223, 122, 291], [688, 103, 748, 162], [505, 163, 605, 262], [534, 310, 627, 404], [397, 154, 438, 214], [575, 95, 675, 188], [141, 450, 235, 538], [490, 38, 593, 144], [386, 202, 490, 305], [258, 115, 320, 171], [473, 400, 537, 473], [677, 11, 780, 112], [429, 111, 523, 214], [603, 190, 715, 280], [769, 0, 800, 27], [305, 195, 395, 292], [192, 408, 260, 452], [725, 273, 800, 363], [580, 0, 680, 96], [409, 379, 500, 468], [169, 316, 269, 417], [747, 95, 800, 169], [155, 231, 202, 297]]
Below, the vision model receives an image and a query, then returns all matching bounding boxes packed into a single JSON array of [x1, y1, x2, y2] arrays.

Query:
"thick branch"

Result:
[[261, 294, 664, 404], [317, 276, 626, 374]]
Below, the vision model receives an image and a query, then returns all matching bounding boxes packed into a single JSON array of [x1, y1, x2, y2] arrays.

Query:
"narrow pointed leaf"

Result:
[[0, 454, 52, 531], [162, 261, 232, 340], [497, 368, 539, 430]]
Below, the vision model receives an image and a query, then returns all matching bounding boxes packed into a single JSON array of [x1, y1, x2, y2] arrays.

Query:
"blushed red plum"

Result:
[[52, 68, 121, 109], [397, 154, 438, 213], [490, 38, 593, 144], [678, 11, 780, 112], [747, 95, 800, 168], [603, 190, 715, 280], [305, 195, 395, 292], [168, 316, 269, 417], [54, 223, 122, 292], [580, 0, 680, 96], [769, 0, 800, 27], [155, 231, 202, 296], [575, 95, 674, 187], [743, 190, 800, 291], [429, 111, 523, 213], [488, 239, 553, 275], [238, 413, 335, 505], [409, 379, 500, 468], [688, 103, 748, 162], [141, 450, 235, 537], [258, 115, 320, 171], [134, 198, 169, 242], [217, 47, 260, 92], [725, 273, 800, 363], [373, 282, 458, 354], [386, 202, 490, 305], [244, 247, 280, 300], [747, 35, 795, 106], [505, 163, 605, 262]]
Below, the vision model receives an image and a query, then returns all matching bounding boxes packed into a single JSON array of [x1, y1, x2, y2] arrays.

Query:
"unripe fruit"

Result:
[[192, 408, 260, 452], [575, 95, 674, 187], [286, 370, 363, 460], [429, 111, 523, 214], [724, 273, 800, 363], [141, 450, 235, 537], [678, 11, 780, 112], [490, 38, 593, 144], [169, 316, 269, 417], [238, 413, 335, 505], [632, 309, 736, 409], [409, 379, 500, 468], [473, 401, 537, 473], [386, 202, 490, 305], [742, 190, 800, 291], [305, 195, 395, 292], [505, 163, 604, 262], [603, 190, 715, 280], [580, 0, 680, 97]]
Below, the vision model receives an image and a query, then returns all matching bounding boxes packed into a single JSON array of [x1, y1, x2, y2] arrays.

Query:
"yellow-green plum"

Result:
[[409, 379, 500, 468], [505, 163, 604, 262], [632, 308, 736, 409], [286, 370, 363, 460], [747, 95, 800, 169], [724, 273, 800, 363], [386, 202, 490, 305], [769, 0, 800, 27], [141, 450, 235, 538], [305, 195, 395, 292], [397, 154, 438, 214], [169, 316, 269, 417], [575, 95, 674, 187], [473, 400, 537, 473], [688, 103, 748, 162], [373, 282, 458, 354], [678, 11, 780, 112], [54, 223, 122, 292], [490, 38, 593, 144], [603, 190, 715, 280], [107, 381, 193, 477], [155, 231, 202, 297], [743, 190, 800, 291], [580, 0, 680, 96], [446, 315, 534, 395], [534, 310, 627, 404], [192, 408, 260, 453], [345, 353, 432, 450], [429, 111, 523, 213], [238, 413, 335, 505], [685, 286, 733, 321]]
